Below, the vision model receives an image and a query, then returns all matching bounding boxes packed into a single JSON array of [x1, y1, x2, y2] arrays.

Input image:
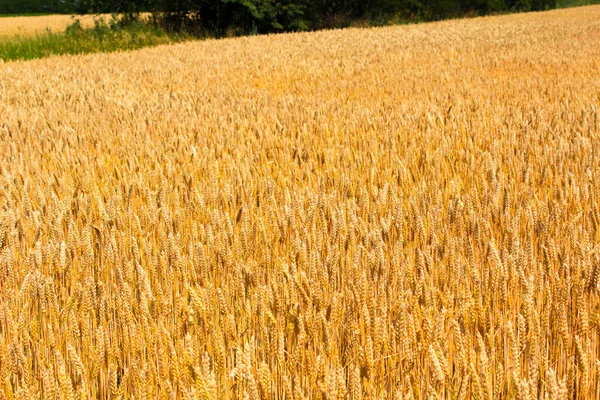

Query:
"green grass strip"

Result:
[[0, 20, 188, 62]]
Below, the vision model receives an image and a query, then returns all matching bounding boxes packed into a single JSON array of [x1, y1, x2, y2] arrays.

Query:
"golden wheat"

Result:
[[0, 5, 599, 399], [0, 14, 116, 37]]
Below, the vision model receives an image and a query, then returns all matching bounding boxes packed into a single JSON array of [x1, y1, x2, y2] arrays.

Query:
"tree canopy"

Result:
[[2, 0, 558, 34]]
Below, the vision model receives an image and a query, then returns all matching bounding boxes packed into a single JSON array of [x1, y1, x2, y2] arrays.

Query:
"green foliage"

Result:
[[0, 17, 186, 61], [556, 0, 599, 7], [226, 0, 306, 31], [1, 0, 597, 43], [486, 0, 506, 12], [511, 0, 532, 10], [0, 0, 71, 14]]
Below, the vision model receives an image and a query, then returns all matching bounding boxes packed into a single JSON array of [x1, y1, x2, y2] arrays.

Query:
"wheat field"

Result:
[[0, 14, 113, 37], [0, 5, 600, 399]]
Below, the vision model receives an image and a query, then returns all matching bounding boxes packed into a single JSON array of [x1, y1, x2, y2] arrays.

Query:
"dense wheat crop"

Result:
[[1, 5, 600, 399], [0, 14, 112, 37]]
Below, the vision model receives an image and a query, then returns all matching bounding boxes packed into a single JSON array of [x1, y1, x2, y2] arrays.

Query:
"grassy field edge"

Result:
[[0, 19, 187, 62]]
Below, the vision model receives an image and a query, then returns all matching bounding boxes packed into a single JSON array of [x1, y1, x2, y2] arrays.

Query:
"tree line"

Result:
[[2, 0, 559, 35]]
